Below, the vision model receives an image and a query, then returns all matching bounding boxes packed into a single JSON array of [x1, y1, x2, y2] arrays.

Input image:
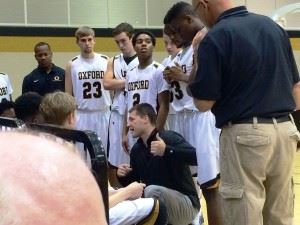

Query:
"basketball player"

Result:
[[0, 100, 15, 118], [0, 72, 13, 102], [164, 3, 223, 225], [104, 23, 139, 174], [161, 31, 181, 131], [122, 30, 170, 152], [14, 92, 44, 124], [65, 26, 111, 153]]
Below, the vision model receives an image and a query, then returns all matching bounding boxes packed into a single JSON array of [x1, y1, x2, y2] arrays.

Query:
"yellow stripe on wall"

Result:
[[1, 36, 298, 52], [0, 36, 165, 52], [291, 38, 300, 51]]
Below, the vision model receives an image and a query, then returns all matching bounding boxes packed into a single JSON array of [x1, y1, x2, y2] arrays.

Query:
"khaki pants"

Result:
[[220, 120, 299, 225]]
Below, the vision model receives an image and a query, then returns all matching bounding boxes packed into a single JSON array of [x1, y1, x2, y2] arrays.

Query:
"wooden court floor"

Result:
[[201, 151, 300, 225]]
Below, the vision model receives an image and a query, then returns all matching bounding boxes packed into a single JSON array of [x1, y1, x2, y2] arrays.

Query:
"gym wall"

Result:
[[0, 0, 300, 99]]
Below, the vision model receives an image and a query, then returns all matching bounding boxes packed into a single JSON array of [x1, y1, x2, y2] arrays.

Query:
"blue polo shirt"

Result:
[[22, 64, 65, 96], [189, 6, 299, 128]]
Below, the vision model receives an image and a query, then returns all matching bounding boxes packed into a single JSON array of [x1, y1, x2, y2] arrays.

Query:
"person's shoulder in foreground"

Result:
[[0, 132, 107, 225]]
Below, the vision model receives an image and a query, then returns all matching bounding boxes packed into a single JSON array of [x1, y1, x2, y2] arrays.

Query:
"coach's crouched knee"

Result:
[[144, 185, 166, 200]]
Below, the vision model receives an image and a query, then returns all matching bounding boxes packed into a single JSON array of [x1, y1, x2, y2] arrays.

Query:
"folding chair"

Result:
[[0, 116, 25, 131], [27, 123, 109, 222]]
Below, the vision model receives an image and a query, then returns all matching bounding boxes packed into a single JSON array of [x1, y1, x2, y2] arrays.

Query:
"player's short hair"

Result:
[[75, 26, 95, 41], [164, 1, 196, 24], [14, 92, 42, 122], [132, 30, 156, 47], [39, 91, 77, 126], [112, 22, 135, 39], [129, 103, 157, 125], [0, 99, 15, 116], [34, 42, 51, 52]]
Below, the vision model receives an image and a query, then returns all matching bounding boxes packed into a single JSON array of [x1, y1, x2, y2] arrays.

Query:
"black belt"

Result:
[[231, 115, 290, 124]]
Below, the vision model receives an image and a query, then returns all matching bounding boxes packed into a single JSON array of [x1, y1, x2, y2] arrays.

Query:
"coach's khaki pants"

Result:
[[144, 185, 198, 225], [220, 120, 299, 225]]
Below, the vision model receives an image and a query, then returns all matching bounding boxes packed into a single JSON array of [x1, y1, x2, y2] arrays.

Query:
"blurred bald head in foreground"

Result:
[[0, 132, 107, 225]]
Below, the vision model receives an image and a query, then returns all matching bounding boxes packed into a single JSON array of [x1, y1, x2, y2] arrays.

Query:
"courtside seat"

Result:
[[137, 199, 160, 225], [0, 116, 25, 131], [28, 123, 109, 221]]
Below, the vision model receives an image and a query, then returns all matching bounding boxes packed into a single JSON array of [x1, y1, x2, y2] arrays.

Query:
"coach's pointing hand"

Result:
[[150, 133, 166, 156], [117, 164, 132, 177]]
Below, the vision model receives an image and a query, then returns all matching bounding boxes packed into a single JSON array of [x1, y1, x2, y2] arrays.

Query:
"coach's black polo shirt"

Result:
[[189, 6, 299, 128], [118, 129, 200, 210], [22, 64, 65, 96]]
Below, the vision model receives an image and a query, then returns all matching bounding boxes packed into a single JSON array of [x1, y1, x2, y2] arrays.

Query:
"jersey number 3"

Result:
[[170, 81, 183, 101], [83, 81, 102, 99]]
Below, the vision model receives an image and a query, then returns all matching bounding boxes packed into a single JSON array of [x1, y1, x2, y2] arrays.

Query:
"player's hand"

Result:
[[163, 66, 172, 83], [122, 134, 130, 153], [150, 133, 166, 156], [117, 164, 132, 177], [165, 63, 186, 82], [125, 182, 146, 200]]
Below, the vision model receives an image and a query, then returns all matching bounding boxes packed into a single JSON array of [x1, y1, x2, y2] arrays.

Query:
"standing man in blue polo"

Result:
[[22, 42, 65, 96], [188, 0, 300, 225]]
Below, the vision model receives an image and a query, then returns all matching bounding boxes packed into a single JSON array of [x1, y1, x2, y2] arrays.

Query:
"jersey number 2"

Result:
[[83, 81, 102, 99], [133, 93, 140, 106]]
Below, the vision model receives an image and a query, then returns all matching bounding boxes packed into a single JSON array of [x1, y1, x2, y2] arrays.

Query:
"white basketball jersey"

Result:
[[161, 54, 181, 115], [161, 55, 173, 68], [70, 53, 111, 111], [0, 73, 13, 102], [111, 54, 139, 115], [171, 45, 197, 111], [125, 61, 169, 111]]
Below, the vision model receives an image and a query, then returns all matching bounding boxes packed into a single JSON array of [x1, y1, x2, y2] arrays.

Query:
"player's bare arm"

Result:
[[109, 182, 145, 208], [156, 90, 170, 130], [193, 99, 215, 112], [189, 29, 207, 84], [103, 58, 125, 90], [122, 108, 130, 152], [65, 61, 73, 95]]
